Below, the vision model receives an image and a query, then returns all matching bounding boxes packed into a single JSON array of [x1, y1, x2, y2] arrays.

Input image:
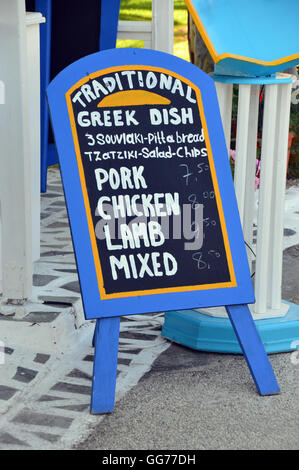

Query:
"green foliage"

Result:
[[119, 0, 152, 21], [119, 0, 187, 25], [118, 0, 189, 61]]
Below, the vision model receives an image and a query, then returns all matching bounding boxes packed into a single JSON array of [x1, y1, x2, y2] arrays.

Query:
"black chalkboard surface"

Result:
[[67, 66, 235, 299]]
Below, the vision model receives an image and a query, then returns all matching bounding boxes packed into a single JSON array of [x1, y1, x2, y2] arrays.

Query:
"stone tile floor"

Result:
[[0, 168, 170, 449], [0, 167, 298, 449]]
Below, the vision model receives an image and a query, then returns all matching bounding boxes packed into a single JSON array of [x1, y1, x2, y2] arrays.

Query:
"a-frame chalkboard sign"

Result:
[[47, 48, 279, 414]]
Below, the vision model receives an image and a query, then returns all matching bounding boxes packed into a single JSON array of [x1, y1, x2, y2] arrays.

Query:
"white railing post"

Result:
[[234, 84, 251, 228], [264, 82, 292, 311], [26, 13, 45, 264], [216, 83, 260, 273], [214, 82, 233, 155], [254, 84, 278, 314], [243, 84, 260, 270], [152, 0, 174, 53], [0, 0, 33, 302], [117, 0, 174, 53]]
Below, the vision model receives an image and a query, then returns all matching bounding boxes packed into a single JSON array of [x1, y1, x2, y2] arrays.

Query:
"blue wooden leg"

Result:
[[226, 304, 280, 396], [91, 317, 120, 414]]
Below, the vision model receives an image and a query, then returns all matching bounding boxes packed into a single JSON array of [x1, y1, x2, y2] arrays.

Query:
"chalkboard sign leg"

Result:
[[91, 317, 120, 414], [226, 304, 280, 396]]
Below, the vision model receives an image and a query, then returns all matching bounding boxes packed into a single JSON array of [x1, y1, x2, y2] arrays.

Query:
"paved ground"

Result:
[[0, 168, 298, 450], [75, 346, 298, 450], [76, 203, 299, 450]]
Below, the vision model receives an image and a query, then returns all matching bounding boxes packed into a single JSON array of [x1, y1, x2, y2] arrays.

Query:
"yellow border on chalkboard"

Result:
[[66, 65, 237, 300]]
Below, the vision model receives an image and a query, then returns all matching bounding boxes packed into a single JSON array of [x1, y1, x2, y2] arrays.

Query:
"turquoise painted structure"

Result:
[[162, 302, 299, 354], [185, 0, 299, 77], [162, 0, 299, 355]]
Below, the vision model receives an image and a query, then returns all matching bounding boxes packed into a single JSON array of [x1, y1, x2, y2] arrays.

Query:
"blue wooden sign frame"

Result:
[[47, 48, 254, 319], [47, 48, 279, 413]]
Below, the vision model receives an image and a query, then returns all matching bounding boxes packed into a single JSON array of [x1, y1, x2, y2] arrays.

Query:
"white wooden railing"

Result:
[[215, 76, 294, 318], [117, 0, 174, 53], [0, 1, 45, 303], [0, 0, 174, 304]]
